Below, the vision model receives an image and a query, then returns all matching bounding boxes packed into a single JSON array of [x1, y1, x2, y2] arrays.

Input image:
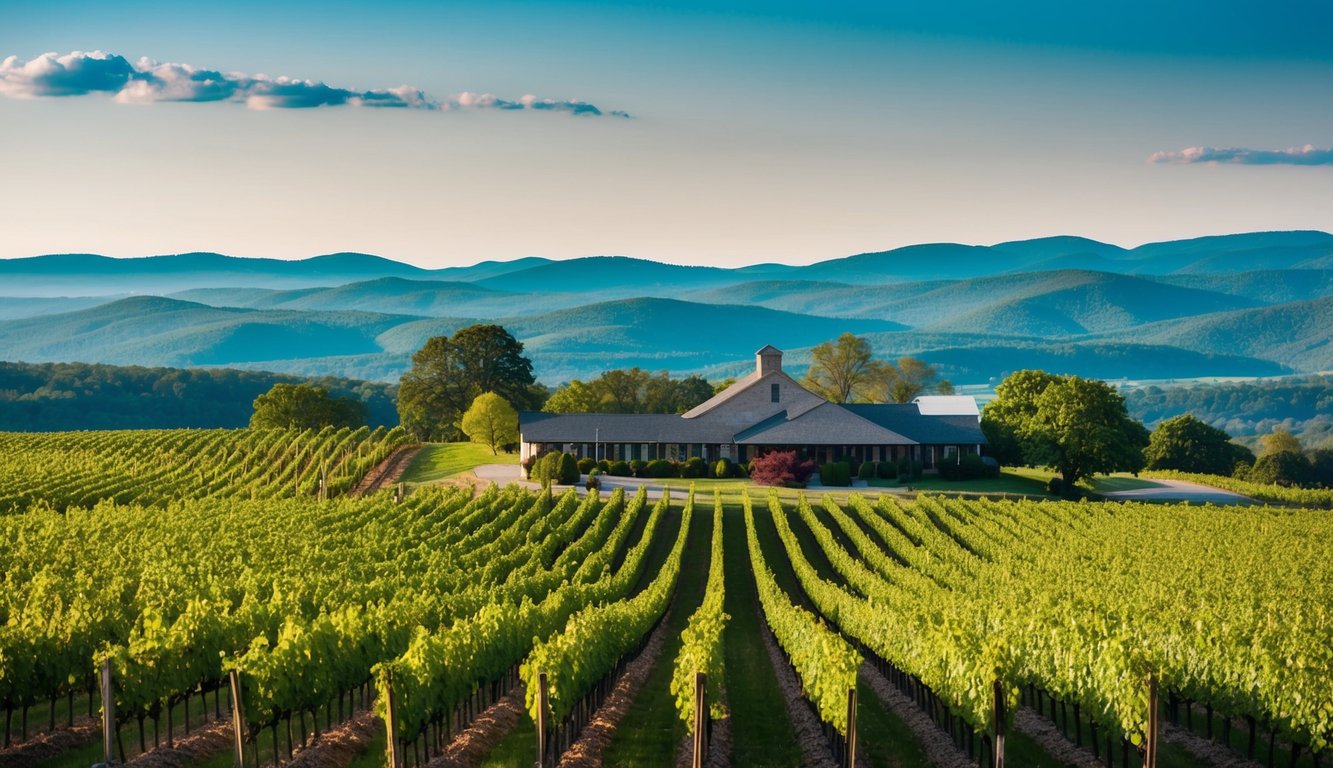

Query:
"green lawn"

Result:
[[399, 442, 517, 485], [867, 468, 1052, 496]]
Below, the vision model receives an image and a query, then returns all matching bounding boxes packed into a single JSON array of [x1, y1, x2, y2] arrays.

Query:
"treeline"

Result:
[[1124, 375, 1333, 448], [0, 361, 398, 431]]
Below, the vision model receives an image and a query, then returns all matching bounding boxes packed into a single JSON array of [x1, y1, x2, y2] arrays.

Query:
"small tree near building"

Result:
[[460, 392, 518, 455]]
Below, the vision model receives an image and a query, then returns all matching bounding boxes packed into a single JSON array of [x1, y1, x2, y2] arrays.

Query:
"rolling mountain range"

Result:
[[0, 230, 1329, 385]]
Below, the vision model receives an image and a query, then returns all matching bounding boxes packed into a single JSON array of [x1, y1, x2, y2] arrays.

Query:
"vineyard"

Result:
[[1, 430, 1331, 768], [0, 426, 412, 512]]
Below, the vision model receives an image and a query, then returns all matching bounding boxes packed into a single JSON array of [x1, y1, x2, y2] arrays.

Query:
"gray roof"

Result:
[[735, 402, 916, 445], [523, 402, 985, 447], [519, 411, 737, 444], [843, 404, 987, 445]]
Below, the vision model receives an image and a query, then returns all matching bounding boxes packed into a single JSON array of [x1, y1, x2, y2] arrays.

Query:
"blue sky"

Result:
[[2, 0, 1331, 267]]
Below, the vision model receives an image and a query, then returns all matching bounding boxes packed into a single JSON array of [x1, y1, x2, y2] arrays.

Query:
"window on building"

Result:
[[771, 383, 780, 402]]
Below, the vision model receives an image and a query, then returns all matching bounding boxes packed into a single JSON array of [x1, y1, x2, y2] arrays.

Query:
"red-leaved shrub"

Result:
[[750, 450, 816, 487]]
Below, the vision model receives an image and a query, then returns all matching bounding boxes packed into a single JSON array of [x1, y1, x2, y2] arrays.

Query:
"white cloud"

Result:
[[1149, 144, 1333, 166], [0, 50, 629, 117]]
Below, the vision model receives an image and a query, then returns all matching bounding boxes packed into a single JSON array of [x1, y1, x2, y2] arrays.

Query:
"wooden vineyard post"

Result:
[[992, 680, 1006, 768], [1144, 676, 1159, 768], [101, 658, 116, 765], [845, 686, 858, 768], [692, 672, 707, 768], [535, 672, 550, 768], [384, 673, 403, 768], [228, 670, 246, 768]]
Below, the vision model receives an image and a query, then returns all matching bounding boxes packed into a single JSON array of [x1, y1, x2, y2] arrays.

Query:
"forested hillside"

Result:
[[0, 361, 398, 431]]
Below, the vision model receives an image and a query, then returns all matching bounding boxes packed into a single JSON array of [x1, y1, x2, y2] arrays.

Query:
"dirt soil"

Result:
[[0, 717, 101, 768], [425, 685, 526, 768], [351, 446, 422, 497], [285, 710, 382, 768], [756, 617, 854, 768], [555, 611, 674, 768], [858, 663, 974, 768], [125, 719, 234, 768]]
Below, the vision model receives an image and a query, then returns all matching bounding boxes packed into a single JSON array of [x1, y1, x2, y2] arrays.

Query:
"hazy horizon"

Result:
[[4, 1, 1332, 268]]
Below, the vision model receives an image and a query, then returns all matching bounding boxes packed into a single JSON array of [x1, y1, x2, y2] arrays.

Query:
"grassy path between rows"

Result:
[[602, 494, 712, 765]]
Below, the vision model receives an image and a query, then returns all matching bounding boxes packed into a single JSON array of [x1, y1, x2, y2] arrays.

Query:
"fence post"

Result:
[[101, 658, 116, 765], [692, 672, 707, 768], [993, 680, 1006, 768], [384, 673, 403, 768], [1144, 676, 1158, 768], [845, 686, 858, 768], [536, 672, 550, 768], [228, 670, 246, 768]]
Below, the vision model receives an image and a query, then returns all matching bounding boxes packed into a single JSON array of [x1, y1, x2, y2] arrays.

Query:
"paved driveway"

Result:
[[1100, 478, 1252, 504]]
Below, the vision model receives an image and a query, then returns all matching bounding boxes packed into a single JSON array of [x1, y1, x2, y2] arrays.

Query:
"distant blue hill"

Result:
[[0, 230, 1329, 384]]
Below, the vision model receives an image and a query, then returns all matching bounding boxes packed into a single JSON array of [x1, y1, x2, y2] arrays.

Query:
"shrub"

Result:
[[1047, 477, 1064, 497], [1248, 451, 1314, 487], [607, 460, 631, 477], [897, 456, 912, 482], [576, 457, 595, 474], [681, 456, 708, 478], [938, 454, 993, 481], [530, 451, 563, 485], [751, 450, 817, 487], [645, 459, 678, 478], [558, 453, 580, 485], [858, 461, 877, 481], [877, 460, 896, 479], [713, 458, 739, 479], [629, 459, 647, 478], [819, 461, 852, 487], [596, 460, 611, 473], [585, 469, 602, 492]]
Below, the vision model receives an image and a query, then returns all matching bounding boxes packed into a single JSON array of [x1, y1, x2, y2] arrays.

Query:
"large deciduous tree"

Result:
[[542, 368, 715, 414], [250, 383, 367, 429], [880, 357, 952, 403], [460, 392, 519, 455], [802, 333, 882, 403], [397, 325, 536, 441], [983, 370, 1148, 493], [1144, 414, 1254, 475]]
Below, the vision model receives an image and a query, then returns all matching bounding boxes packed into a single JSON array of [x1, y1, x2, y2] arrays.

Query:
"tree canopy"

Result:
[[802, 333, 952, 404], [802, 333, 880, 403], [983, 370, 1148, 493], [1144, 414, 1254, 475], [1260, 428, 1304, 456], [543, 368, 714, 414], [879, 357, 953, 403], [397, 324, 538, 441], [461, 392, 519, 455], [250, 383, 367, 430]]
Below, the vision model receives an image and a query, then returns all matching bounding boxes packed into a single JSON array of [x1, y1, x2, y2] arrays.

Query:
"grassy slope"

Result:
[[399, 442, 517, 485]]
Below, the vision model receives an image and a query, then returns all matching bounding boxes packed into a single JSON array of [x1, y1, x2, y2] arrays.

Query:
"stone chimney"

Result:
[[756, 345, 783, 376]]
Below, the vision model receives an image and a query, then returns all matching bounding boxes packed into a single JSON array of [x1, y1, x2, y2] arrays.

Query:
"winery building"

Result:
[[518, 345, 986, 471]]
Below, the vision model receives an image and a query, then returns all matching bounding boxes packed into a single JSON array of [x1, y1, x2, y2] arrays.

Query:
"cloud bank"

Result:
[[1149, 144, 1333, 166], [0, 50, 628, 116]]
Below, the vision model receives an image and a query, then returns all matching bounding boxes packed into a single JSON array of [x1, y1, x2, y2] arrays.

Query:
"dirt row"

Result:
[[425, 686, 526, 768], [755, 616, 846, 768], [556, 610, 674, 768], [1011, 708, 1105, 768], [350, 446, 421, 497], [674, 713, 732, 768], [1161, 722, 1266, 768], [124, 718, 235, 768], [857, 662, 973, 768], [0, 717, 101, 768]]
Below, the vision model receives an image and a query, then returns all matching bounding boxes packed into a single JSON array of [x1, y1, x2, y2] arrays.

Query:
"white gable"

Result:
[[911, 395, 980, 417]]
